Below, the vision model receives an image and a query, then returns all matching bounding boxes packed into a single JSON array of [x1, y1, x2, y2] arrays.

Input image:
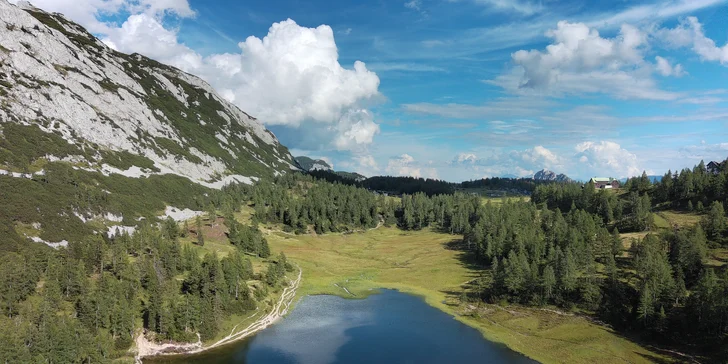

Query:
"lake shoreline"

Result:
[[135, 267, 302, 363], [145, 288, 536, 364]]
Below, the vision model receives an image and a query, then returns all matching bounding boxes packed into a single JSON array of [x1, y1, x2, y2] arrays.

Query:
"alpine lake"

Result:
[[146, 289, 536, 364]]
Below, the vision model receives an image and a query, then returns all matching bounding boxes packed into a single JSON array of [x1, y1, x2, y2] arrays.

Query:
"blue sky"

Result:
[[19, 0, 728, 181]]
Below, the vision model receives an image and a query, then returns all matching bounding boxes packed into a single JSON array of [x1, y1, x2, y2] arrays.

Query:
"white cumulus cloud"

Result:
[[102, 14, 202, 70], [454, 153, 478, 164], [655, 16, 728, 65], [450, 146, 564, 178], [517, 145, 561, 166], [386, 154, 438, 179], [513, 22, 647, 88], [215, 20, 381, 127], [332, 110, 380, 151], [574, 141, 642, 178], [493, 21, 681, 100], [655, 56, 685, 77], [10, 0, 194, 33]]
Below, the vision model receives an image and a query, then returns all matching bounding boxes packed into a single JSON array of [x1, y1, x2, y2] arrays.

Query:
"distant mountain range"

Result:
[[294, 156, 333, 172], [533, 169, 573, 183], [296, 156, 366, 182], [333, 171, 367, 182]]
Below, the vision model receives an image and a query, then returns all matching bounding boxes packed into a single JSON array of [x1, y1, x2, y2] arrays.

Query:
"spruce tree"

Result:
[[705, 201, 726, 240], [207, 204, 217, 227], [181, 220, 189, 238], [542, 265, 556, 302], [196, 216, 205, 246], [259, 238, 271, 258], [637, 286, 654, 326], [605, 253, 617, 283], [611, 228, 622, 258]]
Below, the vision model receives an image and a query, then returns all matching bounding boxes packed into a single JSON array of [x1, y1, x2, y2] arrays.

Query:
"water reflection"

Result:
[[147, 290, 537, 364]]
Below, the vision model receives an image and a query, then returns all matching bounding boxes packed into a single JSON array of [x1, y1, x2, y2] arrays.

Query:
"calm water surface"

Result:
[[147, 290, 537, 364]]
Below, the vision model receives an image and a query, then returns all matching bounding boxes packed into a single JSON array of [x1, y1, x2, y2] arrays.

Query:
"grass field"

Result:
[[262, 225, 674, 364], [658, 210, 703, 228], [652, 213, 671, 229], [481, 196, 531, 205], [707, 248, 728, 267]]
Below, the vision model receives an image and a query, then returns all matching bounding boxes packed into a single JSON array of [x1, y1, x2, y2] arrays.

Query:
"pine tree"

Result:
[[199, 298, 218, 340], [196, 215, 205, 246], [638, 286, 654, 325], [164, 216, 180, 241], [656, 306, 667, 333], [259, 238, 271, 258], [207, 204, 217, 227], [673, 268, 687, 305], [560, 249, 578, 293], [181, 220, 189, 238], [605, 253, 617, 283], [503, 250, 526, 296], [611, 228, 622, 258], [542, 265, 556, 302], [704, 201, 726, 240]]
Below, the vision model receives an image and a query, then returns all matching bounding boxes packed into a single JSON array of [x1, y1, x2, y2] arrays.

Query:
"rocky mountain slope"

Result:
[[0, 1, 300, 247], [0, 1, 297, 188], [294, 156, 332, 172], [534, 169, 572, 183]]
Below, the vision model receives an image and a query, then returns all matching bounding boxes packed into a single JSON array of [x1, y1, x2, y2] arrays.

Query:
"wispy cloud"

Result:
[[402, 97, 556, 119], [472, 0, 544, 16], [366, 62, 447, 72], [395, 0, 727, 62], [404, 0, 421, 11], [587, 0, 727, 29]]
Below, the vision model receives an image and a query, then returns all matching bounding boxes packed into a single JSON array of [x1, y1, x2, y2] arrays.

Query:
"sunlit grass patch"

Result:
[[659, 210, 702, 228]]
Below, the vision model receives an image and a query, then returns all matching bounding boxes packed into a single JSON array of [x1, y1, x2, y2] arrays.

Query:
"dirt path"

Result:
[[134, 267, 302, 363], [203, 267, 302, 351]]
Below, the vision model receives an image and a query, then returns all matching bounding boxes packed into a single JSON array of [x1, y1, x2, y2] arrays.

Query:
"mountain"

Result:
[[294, 156, 332, 172], [0, 1, 297, 188], [534, 169, 573, 183], [297, 156, 367, 183], [0, 1, 298, 247], [335, 171, 366, 182]]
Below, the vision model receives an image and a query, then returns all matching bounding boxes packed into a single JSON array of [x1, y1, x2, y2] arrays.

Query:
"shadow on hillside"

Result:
[[635, 345, 710, 364], [635, 352, 675, 364], [437, 239, 489, 306], [443, 238, 487, 272]]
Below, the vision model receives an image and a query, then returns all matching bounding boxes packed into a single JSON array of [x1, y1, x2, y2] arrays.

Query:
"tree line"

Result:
[[1, 158, 726, 362], [305, 170, 562, 197], [388, 167, 728, 355], [0, 213, 292, 363]]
